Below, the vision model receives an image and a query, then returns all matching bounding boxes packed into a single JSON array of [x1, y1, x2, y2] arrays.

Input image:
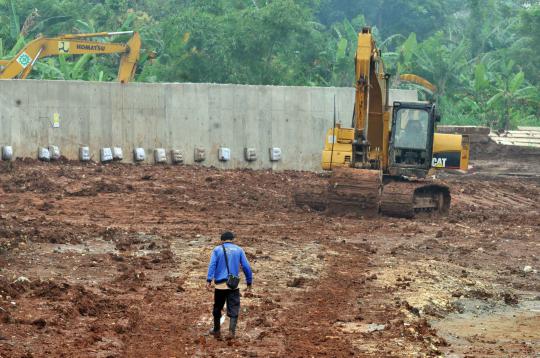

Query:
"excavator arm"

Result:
[[322, 27, 390, 171], [353, 27, 388, 161], [0, 31, 141, 83], [399, 74, 437, 94]]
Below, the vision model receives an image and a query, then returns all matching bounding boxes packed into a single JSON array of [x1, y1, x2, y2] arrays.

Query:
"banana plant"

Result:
[[458, 62, 493, 126], [326, 17, 362, 86], [378, 33, 405, 71], [0, 0, 24, 59], [7, 0, 19, 41], [414, 34, 471, 97], [487, 63, 538, 130]]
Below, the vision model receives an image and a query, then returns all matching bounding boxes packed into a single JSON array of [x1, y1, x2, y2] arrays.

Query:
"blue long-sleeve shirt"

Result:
[[206, 242, 253, 285]]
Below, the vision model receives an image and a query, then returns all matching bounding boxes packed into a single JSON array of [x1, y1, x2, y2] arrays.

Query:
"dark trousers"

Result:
[[213, 289, 240, 318]]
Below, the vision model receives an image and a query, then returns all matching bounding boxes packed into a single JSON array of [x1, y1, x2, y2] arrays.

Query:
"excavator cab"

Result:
[[388, 102, 437, 178]]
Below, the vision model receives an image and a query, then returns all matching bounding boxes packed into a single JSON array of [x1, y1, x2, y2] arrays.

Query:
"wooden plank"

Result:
[[498, 134, 540, 139], [490, 139, 540, 148], [489, 135, 540, 141], [489, 134, 540, 141], [504, 131, 540, 137], [490, 138, 540, 144], [517, 126, 540, 132], [492, 143, 540, 148], [488, 127, 540, 147]]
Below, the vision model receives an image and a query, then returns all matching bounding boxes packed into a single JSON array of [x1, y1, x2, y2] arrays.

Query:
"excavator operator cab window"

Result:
[[394, 109, 429, 150], [389, 103, 436, 177]]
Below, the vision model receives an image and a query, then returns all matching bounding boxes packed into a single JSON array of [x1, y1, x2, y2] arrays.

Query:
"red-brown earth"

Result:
[[0, 157, 538, 357]]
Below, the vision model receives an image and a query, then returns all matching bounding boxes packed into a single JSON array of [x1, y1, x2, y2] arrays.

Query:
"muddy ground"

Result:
[[0, 155, 538, 357]]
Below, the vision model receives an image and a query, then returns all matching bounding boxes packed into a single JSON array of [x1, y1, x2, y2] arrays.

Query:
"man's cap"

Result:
[[221, 231, 235, 241]]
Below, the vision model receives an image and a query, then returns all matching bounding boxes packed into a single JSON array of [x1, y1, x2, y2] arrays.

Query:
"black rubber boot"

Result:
[[228, 316, 238, 339], [208, 316, 221, 337]]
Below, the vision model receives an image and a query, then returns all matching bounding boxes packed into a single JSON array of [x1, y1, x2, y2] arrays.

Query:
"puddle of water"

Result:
[[432, 299, 540, 352]]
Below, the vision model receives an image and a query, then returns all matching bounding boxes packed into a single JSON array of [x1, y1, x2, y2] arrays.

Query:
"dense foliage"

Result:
[[1, 0, 539, 129]]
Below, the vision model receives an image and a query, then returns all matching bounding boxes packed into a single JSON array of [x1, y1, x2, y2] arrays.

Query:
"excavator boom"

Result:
[[0, 31, 141, 83]]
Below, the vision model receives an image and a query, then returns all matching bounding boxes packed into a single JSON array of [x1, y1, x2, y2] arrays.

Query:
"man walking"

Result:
[[206, 231, 253, 339]]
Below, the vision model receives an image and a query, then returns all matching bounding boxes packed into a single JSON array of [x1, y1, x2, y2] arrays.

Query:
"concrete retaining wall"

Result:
[[0, 80, 416, 171]]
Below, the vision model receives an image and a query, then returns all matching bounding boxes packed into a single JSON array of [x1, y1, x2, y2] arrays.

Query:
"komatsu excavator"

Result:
[[302, 27, 469, 218], [0, 31, 141, 83]]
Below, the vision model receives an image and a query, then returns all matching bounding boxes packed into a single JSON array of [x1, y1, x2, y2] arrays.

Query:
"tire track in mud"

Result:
[[120, 289, 208, 357], [277, 242, 365, 357], [275, 241, 445, 357], [119, 242, 364, 358], [114, 240, 357, 357]]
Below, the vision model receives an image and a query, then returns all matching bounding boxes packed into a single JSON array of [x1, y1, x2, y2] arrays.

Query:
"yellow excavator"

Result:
[[0, 31, 141, 83], [301, 27, 469, 218]]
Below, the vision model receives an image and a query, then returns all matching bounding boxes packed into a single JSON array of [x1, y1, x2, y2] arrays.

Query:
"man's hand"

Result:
[[206, 282, 213, 291]]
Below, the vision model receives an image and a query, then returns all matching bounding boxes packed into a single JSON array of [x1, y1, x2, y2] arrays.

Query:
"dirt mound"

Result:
[[31, 280, 72, 299], [0, 277, 29, 299], [65, 178, 134, 196], [471, 139, 540, 161], [73, 286, 121, 317], [33, 221, 97, 244], [2, 170, 58, 193]]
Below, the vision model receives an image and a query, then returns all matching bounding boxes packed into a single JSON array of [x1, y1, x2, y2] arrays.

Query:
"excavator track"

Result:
[[294, 170, 450, 218], [326, 168, 382, 216], [380, 180, 450, 218], [292, 168, 381, 215]]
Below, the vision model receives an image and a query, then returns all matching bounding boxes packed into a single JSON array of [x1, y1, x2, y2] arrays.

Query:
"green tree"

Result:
[[515, 4, 540, 86], [486, 61, 538, 130]]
